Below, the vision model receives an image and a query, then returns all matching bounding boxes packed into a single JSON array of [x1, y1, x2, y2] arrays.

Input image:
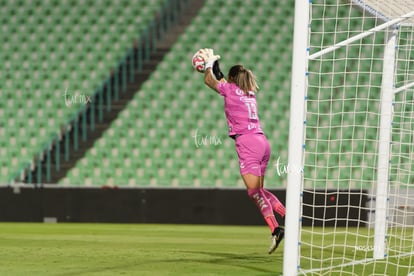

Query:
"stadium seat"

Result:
[[0, 0, 168, 184]]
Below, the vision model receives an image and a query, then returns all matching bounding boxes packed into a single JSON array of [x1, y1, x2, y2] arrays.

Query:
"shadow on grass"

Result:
[[58, 250, 283, 276], [172, 250, 283, 275]]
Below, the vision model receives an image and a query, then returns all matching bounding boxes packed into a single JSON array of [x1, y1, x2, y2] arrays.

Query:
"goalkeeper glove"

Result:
[[204, 48, 220, 69]]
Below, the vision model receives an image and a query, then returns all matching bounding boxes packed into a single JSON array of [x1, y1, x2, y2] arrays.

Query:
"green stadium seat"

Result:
[[1, 0, 169, 184]]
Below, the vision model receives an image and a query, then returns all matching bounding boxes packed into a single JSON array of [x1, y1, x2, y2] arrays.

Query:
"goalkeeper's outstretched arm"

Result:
[[204, 68, 225, 93]]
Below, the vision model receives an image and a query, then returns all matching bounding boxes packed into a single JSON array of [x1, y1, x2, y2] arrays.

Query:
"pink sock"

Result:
[[262, 188, 286, 217], [247, 188, 279, 233]]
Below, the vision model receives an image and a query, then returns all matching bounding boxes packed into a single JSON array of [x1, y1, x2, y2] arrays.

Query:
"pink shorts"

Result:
[[234, 133, 271, 176]]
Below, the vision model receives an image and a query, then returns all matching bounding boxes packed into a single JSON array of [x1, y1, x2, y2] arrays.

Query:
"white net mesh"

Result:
[[299, 1, 414, 275], [352, 0, 414, 25]]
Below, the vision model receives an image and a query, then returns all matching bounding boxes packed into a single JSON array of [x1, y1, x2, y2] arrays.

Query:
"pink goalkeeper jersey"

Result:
[[217, 82, 263, 137]]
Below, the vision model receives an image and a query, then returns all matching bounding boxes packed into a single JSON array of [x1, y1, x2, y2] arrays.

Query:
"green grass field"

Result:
[[0, 223, 412, 276], [0, 223, 282, 276]]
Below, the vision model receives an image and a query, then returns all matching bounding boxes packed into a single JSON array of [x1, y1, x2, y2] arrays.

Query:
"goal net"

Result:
[[284, 1, 414, 275]]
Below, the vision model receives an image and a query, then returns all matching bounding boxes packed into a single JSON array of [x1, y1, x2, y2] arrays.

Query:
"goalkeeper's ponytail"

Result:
[[228, 65, 259, 94]]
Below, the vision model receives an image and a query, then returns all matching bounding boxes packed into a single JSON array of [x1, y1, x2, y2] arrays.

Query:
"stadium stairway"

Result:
[[24, 0, 206, 184]]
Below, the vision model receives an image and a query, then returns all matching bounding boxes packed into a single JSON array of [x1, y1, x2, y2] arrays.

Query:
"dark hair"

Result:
[[228, 65, 259, 94]]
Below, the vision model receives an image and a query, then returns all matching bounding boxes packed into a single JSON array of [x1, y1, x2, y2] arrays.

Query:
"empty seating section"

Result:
[[59, 0, 295, 187], [0, 0, 166, 183], [3, 0, 382, 188]]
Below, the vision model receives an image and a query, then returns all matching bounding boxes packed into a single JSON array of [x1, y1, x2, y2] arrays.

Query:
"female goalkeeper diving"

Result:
[[199, 49, 286, 254]]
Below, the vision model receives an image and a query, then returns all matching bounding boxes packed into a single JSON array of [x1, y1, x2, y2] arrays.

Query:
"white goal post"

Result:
[[284, 1, 414, 275]]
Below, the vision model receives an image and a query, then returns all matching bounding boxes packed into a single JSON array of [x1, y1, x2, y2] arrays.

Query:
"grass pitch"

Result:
[[0, 223, 281, 276], [1, 223, 412, 275]]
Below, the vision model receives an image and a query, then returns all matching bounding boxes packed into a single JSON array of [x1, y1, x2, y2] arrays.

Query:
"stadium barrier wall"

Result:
[[0, 186, 366, 225]]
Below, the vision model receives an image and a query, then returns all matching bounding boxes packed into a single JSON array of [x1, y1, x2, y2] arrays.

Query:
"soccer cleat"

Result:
[[268, 227, 284, 254]]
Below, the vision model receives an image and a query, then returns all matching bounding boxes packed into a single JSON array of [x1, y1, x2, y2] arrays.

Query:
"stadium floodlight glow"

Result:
[[284, 0, 414, 275]]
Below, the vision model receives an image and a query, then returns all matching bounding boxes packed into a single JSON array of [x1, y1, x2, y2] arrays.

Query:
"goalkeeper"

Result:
[[199, 49, 286, 254]]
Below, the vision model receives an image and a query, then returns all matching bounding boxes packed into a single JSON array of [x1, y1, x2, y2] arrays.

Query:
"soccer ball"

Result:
[[191, 50, 206, 73]]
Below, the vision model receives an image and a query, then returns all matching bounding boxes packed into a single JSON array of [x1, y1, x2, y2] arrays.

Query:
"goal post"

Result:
[[374, 26, 397, 260], [284, 1, 414, 275]]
